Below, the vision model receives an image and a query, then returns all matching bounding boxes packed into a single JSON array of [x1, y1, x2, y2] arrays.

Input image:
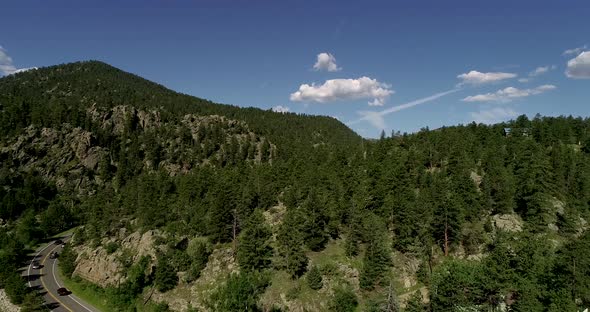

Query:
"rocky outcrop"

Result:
[[73, 230, 160, 287], [74, 246, 125, 287], [492, 214, 523, 232], [0, 105, 274, 195], [0, 125, 107, 195]]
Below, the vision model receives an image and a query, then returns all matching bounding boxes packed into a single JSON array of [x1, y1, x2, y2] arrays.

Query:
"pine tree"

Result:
[[360, 218, 391, 290], [154, 255, 179, 292], [277, 209, 308, 278], [344, 232, 359, 257], [237, 209, 273, 271], [307, 265, 323, 290], [301, 190, 329, 251]]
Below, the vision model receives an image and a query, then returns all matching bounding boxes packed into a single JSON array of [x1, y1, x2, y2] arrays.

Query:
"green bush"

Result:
[[329, 286, 358, 312], [186, 238, 212, 282], [208, 272, 269, 312], [105, 241, 120, 254]]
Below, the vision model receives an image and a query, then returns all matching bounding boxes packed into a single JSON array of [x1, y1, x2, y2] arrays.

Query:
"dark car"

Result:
[[49, 251, 58, 259], [54, 239, 63, 245], [57, 287, 70, 296], [32, 261, 41, 269]]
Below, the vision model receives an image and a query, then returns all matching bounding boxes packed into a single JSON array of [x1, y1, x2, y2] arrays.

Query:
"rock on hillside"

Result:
[[73, 229, 160, 287], [0, 105, 274, 194]]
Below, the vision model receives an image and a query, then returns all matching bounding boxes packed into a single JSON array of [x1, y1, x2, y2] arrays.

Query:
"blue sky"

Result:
[[1, 0, 589, 137]]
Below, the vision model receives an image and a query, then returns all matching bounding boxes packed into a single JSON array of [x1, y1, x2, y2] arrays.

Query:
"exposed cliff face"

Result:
[[0, 105, 274, 194], [73, 229, 161, 287], [0, 125, 106, 194]]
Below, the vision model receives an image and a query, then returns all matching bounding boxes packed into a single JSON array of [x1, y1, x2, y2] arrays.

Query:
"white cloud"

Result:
[[529, 65, 555, 77], [565, 51, 590, 79], [0, 46, 36, 76], [457, 70, 517, 85], [348, 88, 460, 129], [0, 46, 17, 76], [271, 105, 290, 113], [471, 107, 519, 124], [462, 84, 556, 102], [563, 45, 587, 56], [290, 76, 394, 106], [357, 111, 386, 129], [313, 52, 341, 72], [518, 78, 530, 83]]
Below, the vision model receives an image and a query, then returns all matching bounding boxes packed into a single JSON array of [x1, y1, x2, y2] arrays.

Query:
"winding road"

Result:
[[25, 236, 101, 312]]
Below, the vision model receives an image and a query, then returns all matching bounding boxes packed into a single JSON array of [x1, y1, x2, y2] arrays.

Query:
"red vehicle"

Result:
[[57, 287, 70, 296]]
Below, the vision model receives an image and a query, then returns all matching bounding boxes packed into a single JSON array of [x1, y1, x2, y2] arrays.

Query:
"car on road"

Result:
[[49, 251, 58, 259], [32, 261, 41, 269], [57, 287, 70, 296], [54, 239, 63, 245]]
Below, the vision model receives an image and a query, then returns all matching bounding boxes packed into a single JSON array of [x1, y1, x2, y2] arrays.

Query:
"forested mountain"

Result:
[[1, 61, 589, 312]]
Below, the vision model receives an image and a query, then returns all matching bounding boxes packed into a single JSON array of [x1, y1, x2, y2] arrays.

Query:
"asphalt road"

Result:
[[25, 236, 101, 312]]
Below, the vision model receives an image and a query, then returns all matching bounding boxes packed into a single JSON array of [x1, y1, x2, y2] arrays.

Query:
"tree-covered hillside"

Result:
[[1, 62, 589, 311]]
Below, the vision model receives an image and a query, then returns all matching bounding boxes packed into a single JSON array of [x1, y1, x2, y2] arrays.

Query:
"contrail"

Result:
[[348, 88, 461, 129]]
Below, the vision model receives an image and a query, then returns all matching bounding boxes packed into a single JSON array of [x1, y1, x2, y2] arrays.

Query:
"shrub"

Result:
[[208, 272, 269, 312], [329, 286, 358, 312], [105, 241, 120, 254]]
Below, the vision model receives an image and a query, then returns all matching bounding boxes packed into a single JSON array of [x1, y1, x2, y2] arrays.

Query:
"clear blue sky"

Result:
[[1, 0, 589, 137]]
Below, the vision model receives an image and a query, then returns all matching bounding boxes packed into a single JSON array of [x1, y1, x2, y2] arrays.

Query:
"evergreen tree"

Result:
[[277, 208, 308, 278], [154, 255, 179, 292], [301, 190, 329, 251], [360, 217, 392, 290], [237, 209, 273, 271], [307, 265, 323, 290]]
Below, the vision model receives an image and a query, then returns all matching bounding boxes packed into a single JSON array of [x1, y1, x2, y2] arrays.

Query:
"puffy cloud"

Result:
[[290, 76, 394, 106], [563, 45, 587, 56], [471, 107, 519, 124], [0, 46, 17, 75], [457, 70, 517, 85], [313, 52, 341, 72], [565, 51, 590, 79], [462, 85, 556, 102], [271, 105, 290, 113]]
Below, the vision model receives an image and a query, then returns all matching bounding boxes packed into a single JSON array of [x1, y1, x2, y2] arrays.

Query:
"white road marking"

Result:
[[49, 241, 96, 312], [27, 241, 54, 287]]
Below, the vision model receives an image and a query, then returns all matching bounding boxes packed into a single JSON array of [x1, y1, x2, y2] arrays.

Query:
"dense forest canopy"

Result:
[[1, 61, 590, 311]]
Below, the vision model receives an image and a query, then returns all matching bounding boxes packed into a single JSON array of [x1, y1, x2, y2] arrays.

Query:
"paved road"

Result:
[[25, 236, 101, 312]]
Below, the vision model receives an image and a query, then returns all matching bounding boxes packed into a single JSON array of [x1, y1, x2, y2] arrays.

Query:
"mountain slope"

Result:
[[0, 60, 360, 157]]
